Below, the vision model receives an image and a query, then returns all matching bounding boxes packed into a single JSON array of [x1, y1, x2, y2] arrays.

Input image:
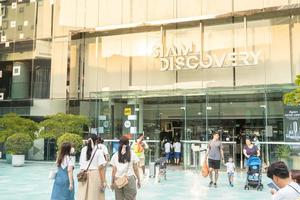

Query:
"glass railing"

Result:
[[256, 142, 300, 170]]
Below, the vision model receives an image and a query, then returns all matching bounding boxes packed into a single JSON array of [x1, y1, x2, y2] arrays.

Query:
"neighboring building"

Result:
[[1, 0, 300, 165]]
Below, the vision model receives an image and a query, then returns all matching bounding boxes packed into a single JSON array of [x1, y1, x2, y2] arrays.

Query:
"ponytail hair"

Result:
[[86, 134, 97, 161]]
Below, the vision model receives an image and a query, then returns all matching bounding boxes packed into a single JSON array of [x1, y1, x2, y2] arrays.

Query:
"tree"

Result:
[[39, 113, 90, 140], [283, 75, 300, 106], [0, 113, 38, 143]]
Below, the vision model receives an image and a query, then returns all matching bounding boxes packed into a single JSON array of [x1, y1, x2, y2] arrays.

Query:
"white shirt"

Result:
[[98, 144, 109, 156], [272, 181, 300, 200], [164, 142, 172, 153], [79, 146, 106, 170], [173, 142, 181, 153], [110, 150, 139, 178], [60, 155, 75, 169], [225, 162, 235, 173]]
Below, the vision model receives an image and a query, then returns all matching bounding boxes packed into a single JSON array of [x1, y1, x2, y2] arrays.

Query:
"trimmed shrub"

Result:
[[5, 133, 33, 155], [57, 133, 83, 153]]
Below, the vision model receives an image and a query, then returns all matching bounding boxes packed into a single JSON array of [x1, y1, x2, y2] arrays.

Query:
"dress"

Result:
[[77, 146, 106, 200], [51, 160, 74, 200]]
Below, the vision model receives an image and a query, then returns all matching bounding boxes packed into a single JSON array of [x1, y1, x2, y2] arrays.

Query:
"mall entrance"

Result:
[[90, 87, 286, 168]]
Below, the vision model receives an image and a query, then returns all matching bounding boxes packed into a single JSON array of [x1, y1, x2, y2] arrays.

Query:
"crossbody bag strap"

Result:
[[85, 146, 98, 171], [288, 184, 300, 195]]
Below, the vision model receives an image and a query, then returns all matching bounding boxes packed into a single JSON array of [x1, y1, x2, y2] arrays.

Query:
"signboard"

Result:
[[284, 107, 300, 142], [153, 43, 260, 72], [124, 107, 132, 116]]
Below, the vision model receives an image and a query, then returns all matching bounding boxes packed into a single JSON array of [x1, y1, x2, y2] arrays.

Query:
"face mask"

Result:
[[70, 147, 75, 154]]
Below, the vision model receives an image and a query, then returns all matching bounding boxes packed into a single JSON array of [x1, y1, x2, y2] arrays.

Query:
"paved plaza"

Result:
[[0, 160, 272, 200]]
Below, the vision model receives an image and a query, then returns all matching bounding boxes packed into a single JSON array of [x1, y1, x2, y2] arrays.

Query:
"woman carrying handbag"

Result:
[[111, 136, 141, 200], [77, 134, 107, 200], [51, 142, 75, 200]]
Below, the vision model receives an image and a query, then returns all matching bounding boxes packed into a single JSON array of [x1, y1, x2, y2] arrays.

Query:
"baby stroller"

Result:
[[244, 156, 263, 191], [155, 157, 167, 182]]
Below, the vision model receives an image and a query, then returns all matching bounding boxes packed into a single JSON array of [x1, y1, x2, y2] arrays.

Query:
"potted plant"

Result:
[[5, 133, 33, 167], [0, 113, 38, 163], [275, 145, 292, 168]]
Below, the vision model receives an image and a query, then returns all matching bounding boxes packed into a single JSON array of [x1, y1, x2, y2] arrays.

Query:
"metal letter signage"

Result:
[[153, 43, 260, 71]]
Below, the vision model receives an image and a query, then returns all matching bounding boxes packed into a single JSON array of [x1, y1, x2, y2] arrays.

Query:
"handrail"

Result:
[[103, 139, 300, 145], [181, 140, 236, 144], [258, 141, 300, 145]]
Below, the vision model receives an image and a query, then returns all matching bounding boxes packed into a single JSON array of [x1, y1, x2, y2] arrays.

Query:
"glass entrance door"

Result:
[[90, 87, 287, 168]]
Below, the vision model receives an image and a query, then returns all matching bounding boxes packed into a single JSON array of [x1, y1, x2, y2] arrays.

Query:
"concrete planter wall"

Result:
[[12, 155, 25, 167]]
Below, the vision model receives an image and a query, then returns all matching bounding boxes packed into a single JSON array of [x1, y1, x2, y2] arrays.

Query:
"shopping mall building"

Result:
[[0, 0, 300, 166]]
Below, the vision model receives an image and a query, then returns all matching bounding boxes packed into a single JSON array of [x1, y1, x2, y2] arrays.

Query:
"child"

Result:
[[225, 157, 235, 187]]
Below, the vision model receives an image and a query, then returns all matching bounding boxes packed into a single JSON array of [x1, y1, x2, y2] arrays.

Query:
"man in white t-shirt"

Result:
[[267, 161, 300, 200], [164, 140, 172, 164], [173, 140, 181, 165]]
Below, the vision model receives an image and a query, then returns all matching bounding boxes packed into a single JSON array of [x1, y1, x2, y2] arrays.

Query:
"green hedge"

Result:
[[57, 133, 83, 153]]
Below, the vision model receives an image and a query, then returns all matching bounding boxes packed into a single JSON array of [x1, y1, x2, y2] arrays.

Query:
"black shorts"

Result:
[[208, 159, 221, 169]]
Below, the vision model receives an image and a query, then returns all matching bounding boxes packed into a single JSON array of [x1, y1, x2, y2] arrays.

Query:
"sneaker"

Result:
[[214, 183, 217, 188], [230, 184, 234, 187], [209, 181, 213, 187]]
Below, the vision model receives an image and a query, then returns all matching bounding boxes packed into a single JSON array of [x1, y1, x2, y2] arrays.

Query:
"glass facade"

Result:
[[0, 0, 300, 165]]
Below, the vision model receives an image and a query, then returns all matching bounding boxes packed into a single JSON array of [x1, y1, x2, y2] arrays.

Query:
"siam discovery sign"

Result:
[[152, 43, 261, 71]]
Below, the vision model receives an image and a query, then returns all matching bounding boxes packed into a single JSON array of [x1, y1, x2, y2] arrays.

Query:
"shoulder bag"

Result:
[[77, 147, 98, 182], [114, 161, 131, 188]]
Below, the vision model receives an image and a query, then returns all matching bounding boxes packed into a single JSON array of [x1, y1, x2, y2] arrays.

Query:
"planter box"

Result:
[[12, 155, 25, 167], [6, 154, 12, 164], [291, 156, 300, 170]]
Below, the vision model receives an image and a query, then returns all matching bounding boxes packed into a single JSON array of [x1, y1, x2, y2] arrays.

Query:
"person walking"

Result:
[[243, 138, 260, 168], [205, 131, 224, 188], [173, 139, 181, 165], [225, 157, 235, 187], [164, 140, 172, 164], [51, 142, 75, 200], [77, 134, 107, 200], [131, 134, 148, 176], [111, 136, 141, 200]]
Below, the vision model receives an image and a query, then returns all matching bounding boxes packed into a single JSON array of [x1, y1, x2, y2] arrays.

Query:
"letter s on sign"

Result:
[[152, 46, 161, 58]]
